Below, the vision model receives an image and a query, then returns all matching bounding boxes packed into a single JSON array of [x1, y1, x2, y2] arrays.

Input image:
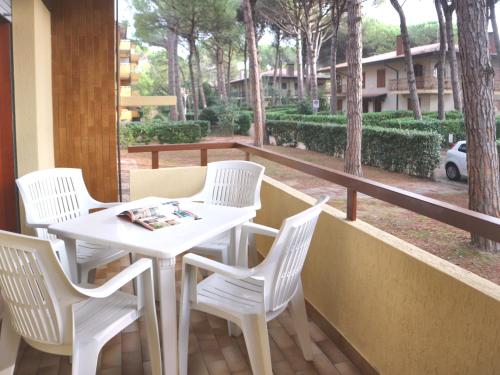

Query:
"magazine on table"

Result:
[[118, 201, 201, 231]]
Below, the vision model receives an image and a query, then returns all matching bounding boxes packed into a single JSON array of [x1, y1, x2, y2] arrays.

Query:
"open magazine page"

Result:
[[118, 201, 201, 231]]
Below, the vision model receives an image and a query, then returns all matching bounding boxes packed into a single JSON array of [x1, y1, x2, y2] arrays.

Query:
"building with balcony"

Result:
[[119, 24, 141, 121], [318, 36, 500, 113], [230, 64, 330, 104]]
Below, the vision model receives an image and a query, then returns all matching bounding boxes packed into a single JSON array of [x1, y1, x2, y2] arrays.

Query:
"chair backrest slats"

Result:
[[256, 196, 328, 312], [0, 244, 61, 344], [200, 161, 265, 209], [17, 169, 93, 240]]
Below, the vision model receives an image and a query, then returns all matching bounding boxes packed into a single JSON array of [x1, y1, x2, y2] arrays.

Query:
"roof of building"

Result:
[[318, 43, 444, 72], [230, 68, 329, 84]]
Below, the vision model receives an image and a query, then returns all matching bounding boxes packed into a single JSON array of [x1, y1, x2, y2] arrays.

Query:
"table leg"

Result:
[[61, 238, 78, 283], [157, 257, 178, 375]]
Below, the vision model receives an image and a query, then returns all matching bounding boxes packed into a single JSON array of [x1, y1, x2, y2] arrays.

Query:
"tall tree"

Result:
[[296, 36, 305, 99], [133, 0, 184, 119], [488, 0, 500, 61], [345, 0, 363, 176], [440, 0, 463, 111], [272, 27, 281, 105], [330, 0, 346, 114], [243, 0, 264, 146], [194, 43, 207, 109], [389, 0, 422, 120], [434, 0, 446, 120], [457, 0, 500, 252]]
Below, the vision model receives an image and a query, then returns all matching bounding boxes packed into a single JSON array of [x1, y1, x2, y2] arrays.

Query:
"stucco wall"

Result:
[[129, 167, 500, 375], [12, 0, 54, 176]]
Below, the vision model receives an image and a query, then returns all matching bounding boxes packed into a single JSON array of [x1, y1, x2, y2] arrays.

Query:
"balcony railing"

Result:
[[389, 74, 500, 91], [128, 142, 500, 243]]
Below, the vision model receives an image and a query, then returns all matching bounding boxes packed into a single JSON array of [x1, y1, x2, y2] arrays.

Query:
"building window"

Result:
[[294, 83, 298, 90], [413, 64, 423, 77], [377, 69, 386, 88], [337, 99, 343, 111], [337, 75, 343, 93], [362, 72, 366, 89], [281, 82, 287, 90]]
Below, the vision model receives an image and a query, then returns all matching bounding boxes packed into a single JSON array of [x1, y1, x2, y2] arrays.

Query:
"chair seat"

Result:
[[195, 274, 264, 315], [52, 239, 126, 267], [74, 289, 140, 344], [192, 232, 230, 254]]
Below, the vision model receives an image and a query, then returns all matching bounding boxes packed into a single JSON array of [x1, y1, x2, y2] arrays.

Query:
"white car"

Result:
[[445, 141, 467, 180]]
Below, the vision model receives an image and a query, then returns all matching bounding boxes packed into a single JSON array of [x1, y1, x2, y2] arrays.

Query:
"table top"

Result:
[[48, 197, 256, 259]]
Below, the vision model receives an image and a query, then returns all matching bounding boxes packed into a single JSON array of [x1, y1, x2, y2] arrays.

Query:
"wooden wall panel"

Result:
[[51, 0, 118, 202], [0, 21, 17, 231]]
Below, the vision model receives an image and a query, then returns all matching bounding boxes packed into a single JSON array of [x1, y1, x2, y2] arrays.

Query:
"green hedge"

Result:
[[266, 113, 348, 124], [120, 120, 206, 146], [267, 120, 299, 147], [298, 122, 440, 178]]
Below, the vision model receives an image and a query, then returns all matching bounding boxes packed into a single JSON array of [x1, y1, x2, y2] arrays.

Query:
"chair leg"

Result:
[[78, 267, 95, 285], [143, 268, 162, 375], [71, 343, 100, 375], [289, 280, 313, 361], [178, 273, 192, 375], [241, 315, 273, 375], [0, 317, 21, 375]]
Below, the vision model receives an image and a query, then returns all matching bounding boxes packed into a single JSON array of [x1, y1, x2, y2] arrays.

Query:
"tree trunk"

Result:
[[488, 0, 500, 64], [441, 1, 463, 111], [173, 31, 186, 121], [243, 0, 263, 146], [167, 28, 178, 121], [226, 43, 232, 102], [435, 0, 446, 120], [272, 29, 280, 106], [194, 43, 207, 109], [390, 0, 422, 120], [296, 35, 304, 99], [216, 45, 228, 104], [457, 0, 500, 252], [243, 37, 249, 106], [345, 0, 363, 176], [188, 38, 199, 120], [278, 54, 283, 105], [305, 37, 311, 97], [330, 33, 339, 114], [309, 46, 319, 103]]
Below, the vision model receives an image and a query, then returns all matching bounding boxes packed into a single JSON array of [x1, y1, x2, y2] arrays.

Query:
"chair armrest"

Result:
[[243, 222, 279, 237], [183, 253, 256, 280], [25, 222, 51, 229], [75, 258, 152, 299]]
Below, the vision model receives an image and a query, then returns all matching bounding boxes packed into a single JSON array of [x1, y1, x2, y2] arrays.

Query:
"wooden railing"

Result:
[[128, 142, 500, 243]]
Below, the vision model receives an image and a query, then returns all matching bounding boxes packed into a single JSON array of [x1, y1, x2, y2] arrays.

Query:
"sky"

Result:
[[119, 0, 500, 45]]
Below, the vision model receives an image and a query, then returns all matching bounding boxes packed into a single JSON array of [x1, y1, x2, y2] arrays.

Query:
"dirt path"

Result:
[[120, 137, 500, 285]]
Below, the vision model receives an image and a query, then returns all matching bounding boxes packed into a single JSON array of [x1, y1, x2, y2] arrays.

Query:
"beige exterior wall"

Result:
[[12, 0, 54, 177], [129, 166, 500, 375]]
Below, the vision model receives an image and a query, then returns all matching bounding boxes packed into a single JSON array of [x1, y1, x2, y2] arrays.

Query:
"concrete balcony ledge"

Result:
[[130, 166, 500, 375]]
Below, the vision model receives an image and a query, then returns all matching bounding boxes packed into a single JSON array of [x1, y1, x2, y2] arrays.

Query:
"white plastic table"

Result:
[[48, 197, 256, 375]]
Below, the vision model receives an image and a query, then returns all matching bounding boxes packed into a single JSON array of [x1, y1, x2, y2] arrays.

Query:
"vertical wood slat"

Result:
[[245, 152, 250, 161], [346, 189, 357, 221], [51, 0, 118, 202], [200, 149, 208, 166], [152, 151, 159, 169]]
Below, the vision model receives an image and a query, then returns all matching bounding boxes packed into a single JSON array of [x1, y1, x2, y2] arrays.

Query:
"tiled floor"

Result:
[[8, 256, 361, 375]]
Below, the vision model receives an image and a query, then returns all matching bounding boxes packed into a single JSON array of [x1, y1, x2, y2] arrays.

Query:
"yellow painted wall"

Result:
[[129, 167, 500, 374], [130, 167, 206, 201], [12, 0, 54, 177]]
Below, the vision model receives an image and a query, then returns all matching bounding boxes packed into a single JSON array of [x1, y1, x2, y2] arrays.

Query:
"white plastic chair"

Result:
[[16, 168, 128, 283], [179, 195, 329, 375], [190, 160, 265, 265], [0, 230, 162, 375]]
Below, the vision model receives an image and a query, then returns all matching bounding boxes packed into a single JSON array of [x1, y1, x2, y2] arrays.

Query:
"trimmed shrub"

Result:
[[380, 118, 441, 132], [267, 120, 299, 147], [199, 107, 218, 125], [297, 100, 313, 115], [298, 122, 441, 178], [269, 113, 348, 124], [154, 122, 201, 144], [362, 110, 414, 127], [236, 112, 251, 135]]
